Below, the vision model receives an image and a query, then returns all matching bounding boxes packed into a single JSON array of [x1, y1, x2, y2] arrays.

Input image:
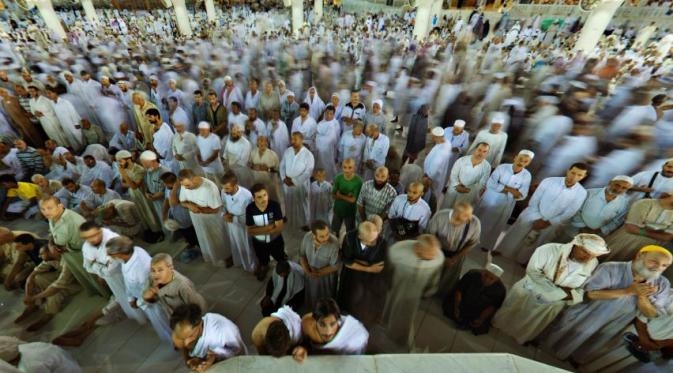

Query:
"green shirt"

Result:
[[333, 173, 363, 217], [49, 209, 86, 252]]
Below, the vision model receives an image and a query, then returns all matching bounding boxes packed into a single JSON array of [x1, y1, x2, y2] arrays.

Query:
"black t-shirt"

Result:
[[245, 200, 284, 242]]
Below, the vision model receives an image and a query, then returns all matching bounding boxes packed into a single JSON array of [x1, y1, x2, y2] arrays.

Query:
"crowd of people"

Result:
[[0, 1, 673, 372]]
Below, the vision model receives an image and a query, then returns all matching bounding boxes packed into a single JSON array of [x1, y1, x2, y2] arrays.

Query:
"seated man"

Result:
[[171, 303, 247, 373], [79, 155, 114, 188], [99, 199, 144, 238], [293, 298, 369, 362], [143, 253, 207, 318], [14, 240, 81, 331], [0, 336, 81, 373], [0, 175, 40, 219], [444, 263, 507, 335], [31, 174, 62, 196], [251, 305, 303, 357], [261, 260, 305, 317], [79, 179, 121, 219], [53, 178, 94, 214], [625, 298, 673, 362], [1, 231, 42, 290]]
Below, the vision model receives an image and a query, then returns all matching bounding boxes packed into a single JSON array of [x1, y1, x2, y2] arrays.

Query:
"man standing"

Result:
[[496, 163, 589, 264], [341, 91, 366, 134], [145, 109, 175, 171], [291, 103, 318, 151], [444, 119, 470, 172], [629, 159, 673, 201], [139, 151, 169, 229], [356, 166, 397, 221], [362, 124, 390, 180], [132, 91, 158, 147], [191, 90, 208, 126], [476, 150, 533, 251], [427, 201, 482, 297], [196, 122, 224, 185], [331, 159, 363, 235], [45, 88, 83, 151], [383, 234, 444, 349], [221, 124, 252, 173], [441, 142, 491, 209], [338, 122, 366, 169], [249, 136, 280, 201], [280, 132, 315, 232], [467, 113, 508, 167], [266, 109, 289, 160], [221, 172, 256, 273], [206, 90, 228, 136], [424, 127, 454, 198], [178, 169, 230, 267], [28, 86, 69, 148], [116, 150, 162, 238], [245, 108, 267, 146], [493, 233, 609, 345], [315, 106, 340, 181], [172, 121, 201, 174], [246, 184, 286, 281], [300, 220, 340, 309], [387, 182, 432, 241]]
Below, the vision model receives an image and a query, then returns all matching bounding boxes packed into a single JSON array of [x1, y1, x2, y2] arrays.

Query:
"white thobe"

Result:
[[608, 105, 657, 139], [190, 313, 247, 360], [52, 97, 84, 150], [476, 164, 531, 250], [388, 195, 432, 231], [153, 123, 175, 170], [444, 128, 470, 172], [82, 228, 146, 323], [630, 169, 673, 201], [363, 134, 390, 180], [541, 136, 597, 178], [170, 106, 193, 132], [247, 118, 267, 146], [442, 155, 491, 209], [315, 119, 339, 181], [561, 188, 629, 239], [338, 132, 366, 169], [0, 149, 24, 181], [533, 115, 572, 155], [222, 86, 244, 112], [197, 134, 224, 178], [172, 132, 202, 174], [467, 130, 508, 167], [221, 137, 252, 169], [291, 116, 318, 150], [227, 112, 248, 132], [310, 180, 333, 223], [266, 120, 290, 160], [30, 96, 69, 148], [280, 146, 315, 230], [79, 162, 115, 188], [17, 342, 82, 373], [121, 246, 172, 342], [497, 177, 587, 264], [423, 141, 452, 198], [244, 90, 260, 111], [222, 187, 256, 272]]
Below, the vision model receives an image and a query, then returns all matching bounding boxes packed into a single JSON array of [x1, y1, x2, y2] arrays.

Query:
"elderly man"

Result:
[[629, 159, 673, 202], [106, 236, 172, 343], [54, 178, 94, 214], [362, 124, 390, 181], [300, 220, 340, 309], [249, 136, 280, 201], [195, 122, 224, 185], [221, 124, 252, 172], [80, 119, 107, 147], [221, 172, 256, 273], [476, 150, 533, 251], [424, 127, 454, 198], [79, 155, 114, 188], [221, 76, 244, 111], [31, 174, 61, 196], [467, 112, 509, 167], [172, 120, 201, 174], [338, 122, 366, 169], [427, 201, 482, 297], [45, 147, 79, 182], [291, 103, 318, 151], [281, 91, 299, 127], [383, 234, 445, 349], [341, 91, 366, 134], [444, 119, 470, 172], [171, 304, 246, 372], [139, 150, 169, 226], [356, 166, 397, 221], [497, 163, 589, 264], [0, 336, 81, 372], [544, 246, 672, 363], [387, 182, 432, 241], [178, 169, 230, 267], [493, 233, 609, 345], [251, 306, 303, 357], [109, 123, 142, 152], [99, 199, 144, 238], [280, 132, 315, 232], [116, 149, 161, 239], [338, 221, 387, 326], [132, 91, 158, 146], [557, 175, 633, 242], [442, 142, 491, 210]]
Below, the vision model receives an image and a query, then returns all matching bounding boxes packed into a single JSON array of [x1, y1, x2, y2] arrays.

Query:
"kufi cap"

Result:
[[197, 121, 211, 129], [491, 111, 508, 124], [115, 150, 132, 160], [224, 75, 233, 81], [431, 127, 445, 137], [518, 149, 535, 159], [485, 263, 504, 277], [286, 91, 295, 97], [453, 119, 466, 128], [52, 147, 69, 157], [611, 175, 634, 184], [373, 99, 383, 109], [139, 150, 157, 161]]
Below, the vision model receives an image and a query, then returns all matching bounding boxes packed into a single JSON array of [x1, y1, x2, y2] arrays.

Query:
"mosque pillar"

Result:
[[314, 0, 323, 22], [292, 0, 304, 35], [172, 0, 193, 38], [413, 0, 442, 41], [204, 0, 216, 23], [81, 0, 99, 26], [574, 0, 623, 54], [33, 0, 66, 40]]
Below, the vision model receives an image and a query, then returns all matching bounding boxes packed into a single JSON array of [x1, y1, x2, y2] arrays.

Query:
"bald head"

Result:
[[358, 221, 379, 245], [0, 227, 14, 245]]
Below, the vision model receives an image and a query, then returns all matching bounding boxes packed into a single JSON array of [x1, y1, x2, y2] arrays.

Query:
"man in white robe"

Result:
[[245, 108, 267, 146], [266, 110, 289, 161], [493, 234, 609, 345], [496, 163, 589, 264], [172, 122, 202, 174], [196, 122, 224, 185], [476, 150, 533, 251], [28, 86, 69, 148], [145, 108, 175, 171], [315, 105, 340, 181], [251, 305, 302, 356], [444, 120, 471, 176], [387, 182, 432, 240], [338, 122, 366, 170], [442, 142, 491, 210], [362, 124, 390, 181], [168, 97, 192, 133], [221, 76, 244, 111], [424, 127, 453, 199], [292, 103, 318, 151], [0, 337, 81, 373], [46, 89, 83, 151], [467, 112, 508, 167], [227, 102, 248, 133], [79, 156, 114, 188], [630, 159, 673, 202], [106, 236, 172, 343], [280, 132, 315, 231], [179, 169, 231, 267], [221, 172, 257, 273]]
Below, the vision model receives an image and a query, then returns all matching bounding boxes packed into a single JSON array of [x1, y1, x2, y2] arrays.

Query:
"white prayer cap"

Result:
[[197, 121, 211, 129], [665, 158, 673, 165], [63, 71, 73, 76], [571, 233, 609, 256], [52, 146, 70, 157], [494, 72, 507, 79], [113, 72, 126, 80], [231, 124, 243, 131], [0, 336, 23, 362], [149, 75, 158, 81], [373, 99, 383, 109], [485, 263, 504, 278], [517, 149, 535, 159], [431, 127, 445, 137], [453, 119, 466, 128], [491, 111, 508, 124], [287, 91, 295, 97], [569, 80, 588, 90], [224, 75, 233, 81], [365, 80, 377, 87], [168, 78, 176, 84], [115, 150, 132, 160], [331, 92, 340, 98], [537, 95, 559, 104], [164, 219, 180, 232], [611, 175, 634, 185], [139, 150, 157, 161]]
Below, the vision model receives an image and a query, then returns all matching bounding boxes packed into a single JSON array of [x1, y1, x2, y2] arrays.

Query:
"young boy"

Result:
[[310, 168, 332, 223]]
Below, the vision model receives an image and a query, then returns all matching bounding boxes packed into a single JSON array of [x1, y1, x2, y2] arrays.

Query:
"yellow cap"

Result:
[[639, 245, 673, 259]]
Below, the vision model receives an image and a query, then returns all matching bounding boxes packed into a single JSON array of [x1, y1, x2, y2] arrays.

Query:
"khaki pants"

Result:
[[32, 272, 80, 315]]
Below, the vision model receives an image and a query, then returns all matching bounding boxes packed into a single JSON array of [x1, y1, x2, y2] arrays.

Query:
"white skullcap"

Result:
[[149, 75, 158, 80], [0, 336, 23, 362], [52, 147, 69, 157], [115, 150, 132, 160], [571, 233, 609, 256], [485, 263, 504, 277], [168, 78, 176, 84], [231, 124, 243, 131], [139, 150, 157, 161], [453, 119, 466, 128], [665, 158, 673, 165], [611, 175, 634, 184], [491, 112, 508, 124], [518, 149, 535, 159], [365, 80, 377, 87], [373, 99, 383, 109], [570, 81, 588, 90], [538, 95, 559, 104], [197, 121, 211, 129], [224, 75, 232, 81], [286, 91, 295, 97], [494, 72, 507, 79], [431, 127, 445, 137], [331, 92, 340, 98]]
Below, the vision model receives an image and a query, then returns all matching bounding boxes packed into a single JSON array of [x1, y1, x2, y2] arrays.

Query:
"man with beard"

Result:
[[109, 123, 143, 153], [356, 166, 397, 222], [544, 246, 672, 365], [245, 107, 267, 146], [387, 182, 431, 242], [145, 108, 175, 171], [280, 132, 315, 232], [221, 124, 252, 172], [629, 159, 673, 202], [79, 155, 114, 188], [132, 91, 158, 147], [196, 122, 224, 186]]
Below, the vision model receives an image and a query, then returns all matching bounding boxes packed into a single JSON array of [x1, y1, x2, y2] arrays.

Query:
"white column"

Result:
[[81, 0, 99, 26], [172, 0, 193, 38], [413, 0, 440, 41], [314, 0, 323, 22], [292, 0, 304, 35], [204, 0, 216, 23], [34, 0, 66, 40], [574, 0, 623, 54]]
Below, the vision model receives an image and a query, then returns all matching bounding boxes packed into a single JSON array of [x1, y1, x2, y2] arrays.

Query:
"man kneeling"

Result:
[[251, 305, 303, 357]]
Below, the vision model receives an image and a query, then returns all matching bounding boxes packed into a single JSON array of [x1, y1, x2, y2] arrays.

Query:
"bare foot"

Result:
[[14, 306, 38, 323], [27, 314, 53, 332]]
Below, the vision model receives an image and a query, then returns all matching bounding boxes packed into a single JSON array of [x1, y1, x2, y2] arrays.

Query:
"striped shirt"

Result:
[[16, 147, 47, 176], [356, 179, 398, 218]]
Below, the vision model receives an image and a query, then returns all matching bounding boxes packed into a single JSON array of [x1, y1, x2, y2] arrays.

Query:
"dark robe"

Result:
[[443, 270, 506, 335]]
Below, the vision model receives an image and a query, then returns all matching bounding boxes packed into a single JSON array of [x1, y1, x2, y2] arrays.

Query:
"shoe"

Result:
[[391, 116, 399, 123], [180, 247, 200, 263], [623, 332, 639, 344], [626, 341, 651, 363], [256, 265, 268, 281], [225, 257, 234, 268], [301, 225, 310, 232], [96, 304, 125, 326]]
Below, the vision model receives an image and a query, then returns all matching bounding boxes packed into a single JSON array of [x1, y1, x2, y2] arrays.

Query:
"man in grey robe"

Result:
[[139, 150, 169, 225], [299, 220, 340, 310]]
